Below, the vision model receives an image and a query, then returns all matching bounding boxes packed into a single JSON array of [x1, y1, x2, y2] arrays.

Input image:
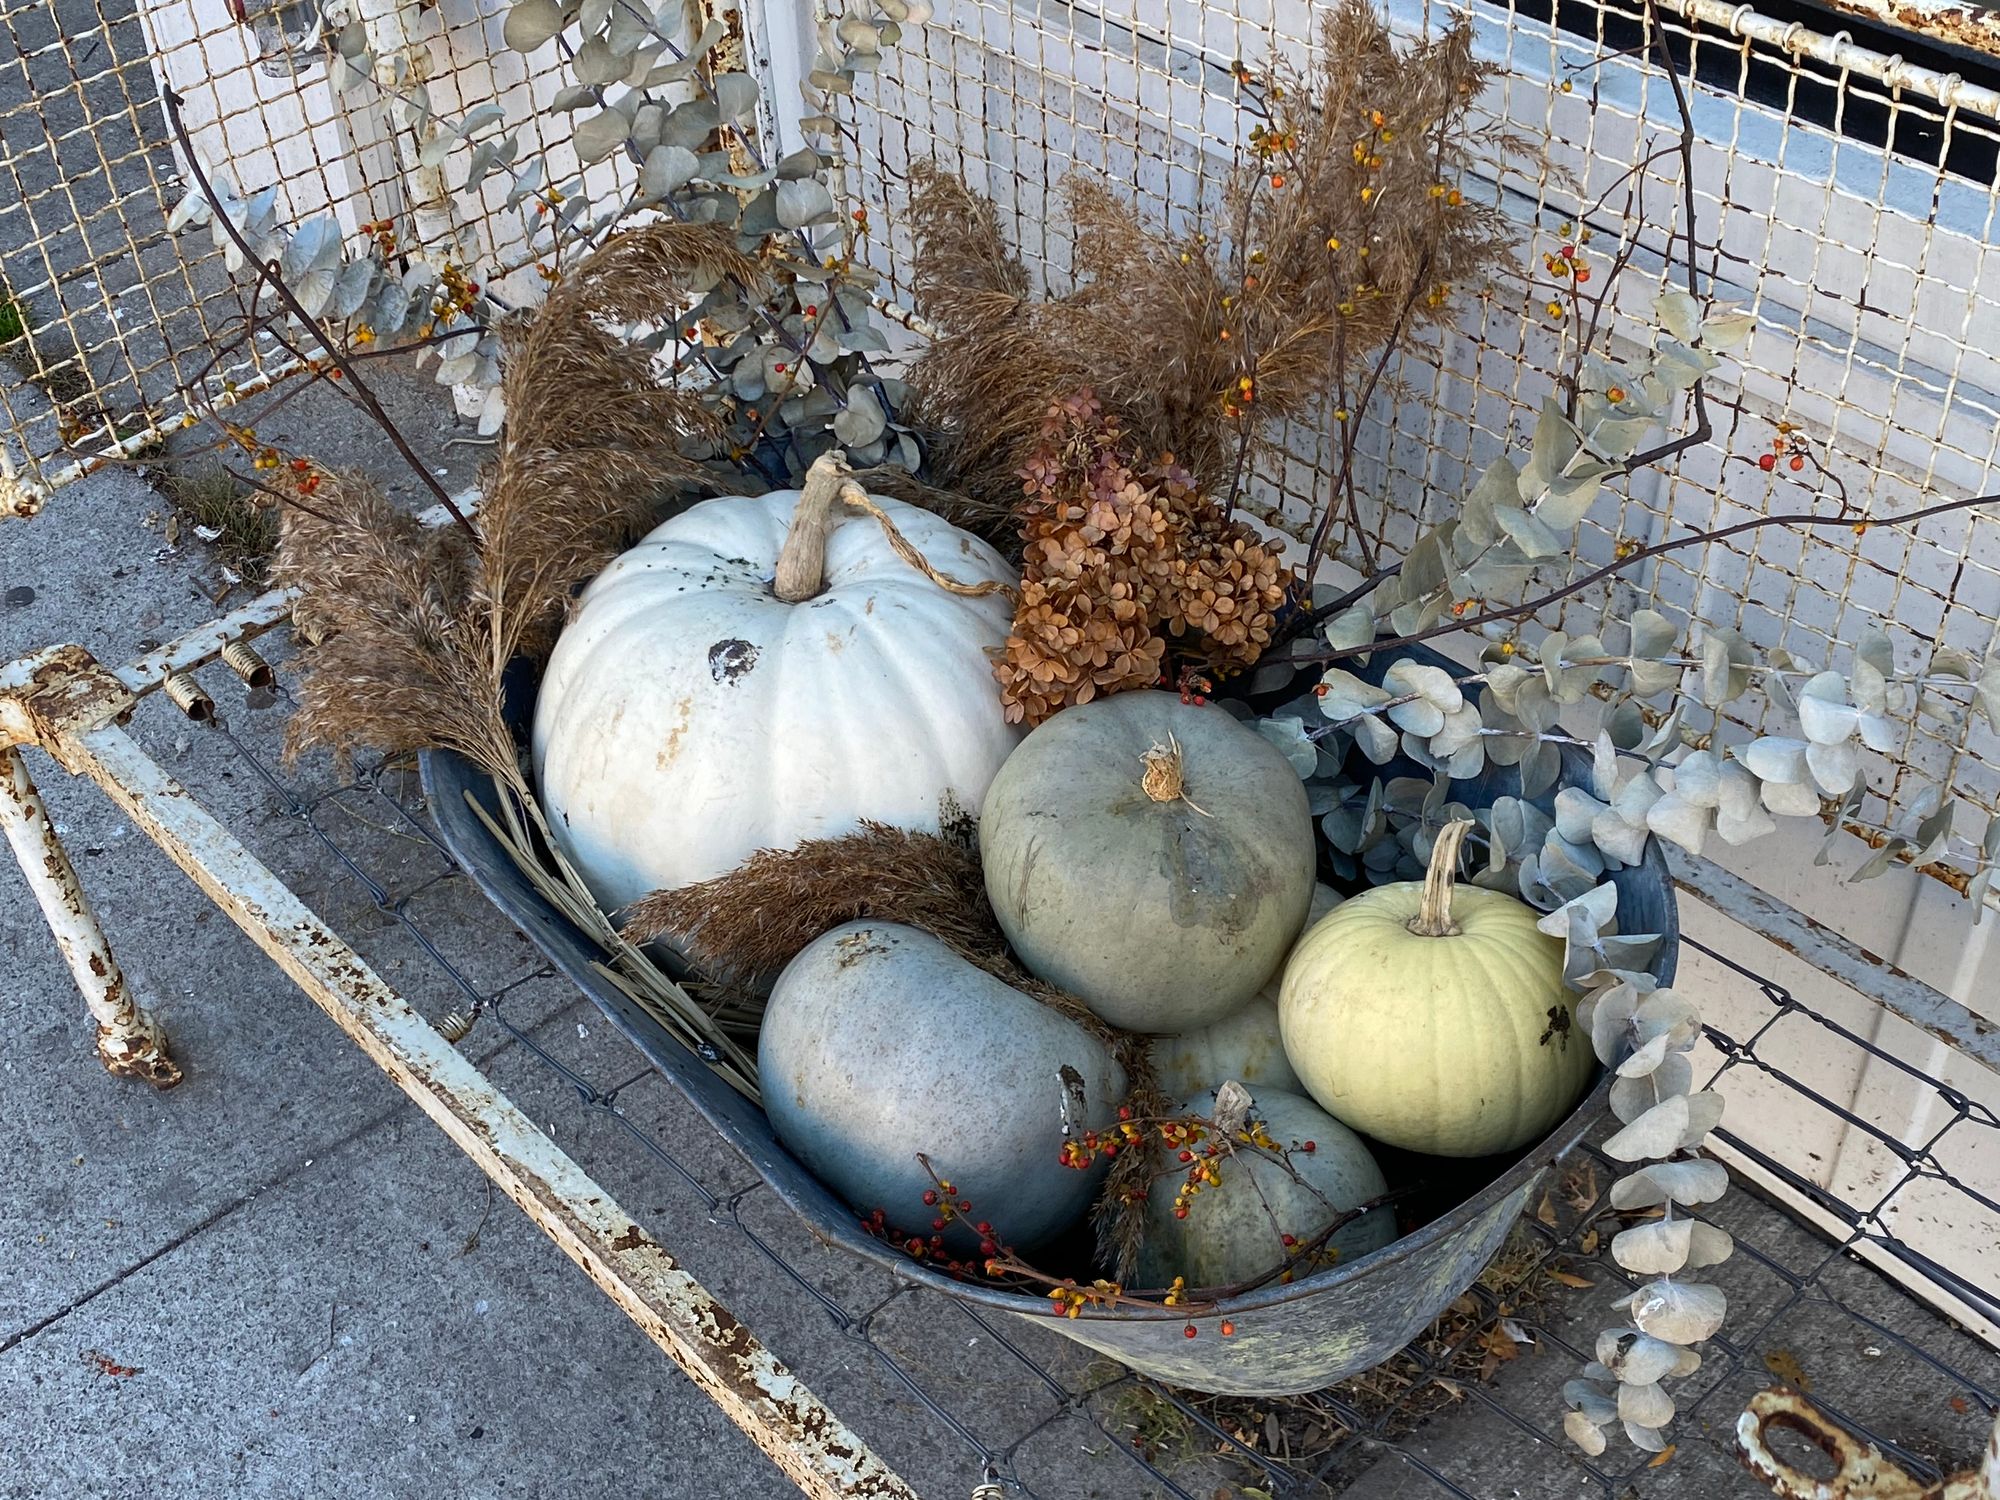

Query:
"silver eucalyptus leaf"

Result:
[[1563, 1410, 1609, 1456], [1322, 605, 1376, 656], [1610, 1053, 1692, 1121], [1645, 792, 1710, 854], [504, 0, 567, 52], [1612, 1218, 1694, 1275], [1627, 1279, 1727, 1344], [1554, 786, 1607, 845], [1352, 714, 1400, 765], [1806, 738, 1861, 796], [1598, 1331, 1685, 1386], [1320, 668, 1392, 721], [1255, 717, 1319, 779], [1759, 774, 1823, 818], [1741, 736, 1810, 785], [1610, 1159, 1728, 1210], [1564, 1381, 1619, 1426], [1538, 880, 1619, 940], [1604, 1094, 1694, 1162], [1619, 1381, 1676, 1430], [1624, 1419, 1672, 1454]]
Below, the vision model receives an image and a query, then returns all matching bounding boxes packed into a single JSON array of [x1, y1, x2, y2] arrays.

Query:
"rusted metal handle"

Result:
[[1737, 1387, 2000, 1500]]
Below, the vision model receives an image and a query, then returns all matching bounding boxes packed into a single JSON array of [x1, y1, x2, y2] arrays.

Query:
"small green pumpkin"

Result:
[[1279, 819, 1591, 1158], [1148, 884, 1341, 1097], [1138, 1086, 1395, 1291], [980, 692, 1317, 1034]]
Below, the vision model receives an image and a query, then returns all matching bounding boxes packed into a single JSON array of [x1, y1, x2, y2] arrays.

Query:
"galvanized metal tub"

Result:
[[420, 642, 1677, 1397]]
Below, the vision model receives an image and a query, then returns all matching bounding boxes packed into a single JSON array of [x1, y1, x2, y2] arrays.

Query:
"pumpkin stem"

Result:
[[774, 449, 1019, 605], [773, 450, 853, 602], [1140, 735, 1212, 816], [1410, 817, 1476, 938]]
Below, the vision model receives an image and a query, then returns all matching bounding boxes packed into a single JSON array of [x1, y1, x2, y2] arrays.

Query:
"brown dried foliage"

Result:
[[995, 394, 1293, 726], [903, 0, 1513, 519], [276, 222, 753, 774], [627, 817, 1162, 1278]]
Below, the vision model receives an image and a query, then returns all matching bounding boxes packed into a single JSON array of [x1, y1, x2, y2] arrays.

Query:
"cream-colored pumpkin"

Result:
[[1279, 820, 1591, 1157], [533, 455, 1019, 914]]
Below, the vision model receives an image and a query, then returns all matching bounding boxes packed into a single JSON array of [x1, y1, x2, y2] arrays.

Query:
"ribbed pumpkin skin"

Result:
[[1279, 884, 1590, 1157], [1137, 1088, 1395, 1290], [980, 692, 1316, 1034], [532, 490, 1018, 914]]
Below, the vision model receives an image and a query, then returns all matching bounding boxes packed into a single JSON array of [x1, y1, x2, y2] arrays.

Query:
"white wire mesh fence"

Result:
[[1, 0, 1998, 854], [832, 0, 2000, 872], [0, 0, 614, 500]]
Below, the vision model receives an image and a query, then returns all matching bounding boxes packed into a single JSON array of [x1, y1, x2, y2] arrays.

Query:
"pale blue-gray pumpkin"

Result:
[[759, 921, 1125, 1248], [980, 692, 1317, 1034], [1137, 1087, 1395, 1291], [1147, 884, 1341, 1097]]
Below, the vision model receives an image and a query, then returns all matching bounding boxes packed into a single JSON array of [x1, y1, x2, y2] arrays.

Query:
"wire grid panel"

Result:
[[0, 0, 610, 492], [117, 640, 1997, 1500], [830, 0, 2000, 850]]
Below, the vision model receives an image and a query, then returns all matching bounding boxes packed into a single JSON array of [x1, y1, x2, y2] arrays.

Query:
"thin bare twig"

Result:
[[160, 86, 480, 545]]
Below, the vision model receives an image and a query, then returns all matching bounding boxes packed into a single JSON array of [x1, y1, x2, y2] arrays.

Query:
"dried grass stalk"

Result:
[[277, 221, 754, 774], [476, 223, 762, 674], [903, 0, 1516, 514]]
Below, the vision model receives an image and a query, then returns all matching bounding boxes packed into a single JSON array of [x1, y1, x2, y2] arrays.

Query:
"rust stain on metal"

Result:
[[1736, 1386, 1999, 1498], [1817, 0, 2000, 58], [1836, 817, 1977, 899], [33, 719, 917, 1496], [0, 742, 180, 1088], [2, 643, 136, 768]]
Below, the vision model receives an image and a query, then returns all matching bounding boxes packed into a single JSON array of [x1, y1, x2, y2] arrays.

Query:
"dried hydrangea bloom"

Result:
[[995, 393, 1294, 725]]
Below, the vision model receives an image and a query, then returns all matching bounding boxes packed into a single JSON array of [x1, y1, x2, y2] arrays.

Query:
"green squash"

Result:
[[1280, 819, 1591, 1157], [1148, 884, 1341, 1097], [1137, 1086, 1395, 1291], [980, 692, 1316, 1034]]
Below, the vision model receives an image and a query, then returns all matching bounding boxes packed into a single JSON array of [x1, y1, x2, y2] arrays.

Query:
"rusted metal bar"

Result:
[[37, 704, 916, 1500], [0, 745, 180, 1086], [1737, 1386, 2000, 1499], [1801, 0, 2000, 62], [1670, 850, 2000, 1076], [1662, 0, 2000, 116]]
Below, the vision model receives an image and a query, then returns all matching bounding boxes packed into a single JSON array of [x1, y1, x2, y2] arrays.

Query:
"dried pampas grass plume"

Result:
[[276, 221, 755, 775], [903, 0, 1519, 520], [272, 469, 505, 775], [478, 223, 762, 674]]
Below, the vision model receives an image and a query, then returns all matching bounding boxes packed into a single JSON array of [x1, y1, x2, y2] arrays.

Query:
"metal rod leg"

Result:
[[0, 745, 180, 1087]]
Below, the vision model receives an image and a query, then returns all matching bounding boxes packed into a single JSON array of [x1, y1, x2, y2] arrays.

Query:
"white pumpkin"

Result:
[[760, 921, 1125, 1249], [1137, 1086, 1395, 1291], [1280, 819, 1592, 1158], [1148, 884, 1342, 1098], [533, 455, 1020, 914]]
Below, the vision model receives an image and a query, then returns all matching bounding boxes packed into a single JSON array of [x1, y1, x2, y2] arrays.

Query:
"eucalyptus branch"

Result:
[[1293, 488, 1999, 666], [161, 87, 479, 544]]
